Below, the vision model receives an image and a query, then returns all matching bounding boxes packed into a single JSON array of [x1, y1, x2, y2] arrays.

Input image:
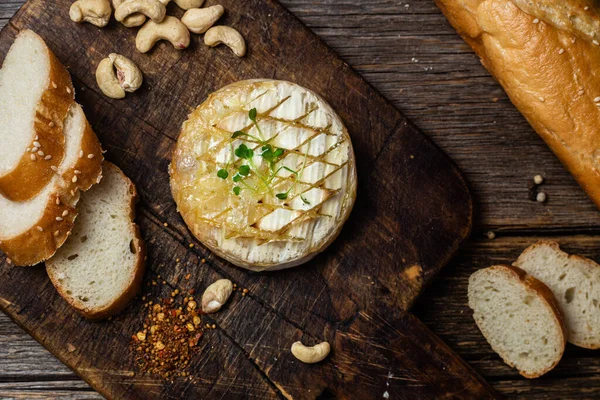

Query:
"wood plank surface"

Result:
[[0, 0, 599, 399]]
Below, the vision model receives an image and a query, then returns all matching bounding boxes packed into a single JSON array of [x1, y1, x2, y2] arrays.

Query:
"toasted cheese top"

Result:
[[170, 80, 357, 271]]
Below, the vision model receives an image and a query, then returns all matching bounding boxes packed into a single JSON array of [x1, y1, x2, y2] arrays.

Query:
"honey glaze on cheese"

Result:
[[170, 80, 357, 270]]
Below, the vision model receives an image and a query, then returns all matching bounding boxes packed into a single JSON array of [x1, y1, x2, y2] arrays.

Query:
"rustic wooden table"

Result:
[[1, 0, 599, 399]]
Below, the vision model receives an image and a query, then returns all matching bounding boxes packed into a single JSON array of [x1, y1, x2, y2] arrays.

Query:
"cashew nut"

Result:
[[113, 0, 170, 27], [181, 5, 224, 34], [204, 26, 246, 57], [136, 16, 191, 53], [115, 0, 166, 25], [201, 279, 233, 314], [112, 0, 145, 27], [291, 341, 331, 364], [96, 54, 143, 99], [69, 0, 112, 27], [173, 0, 204, 10]]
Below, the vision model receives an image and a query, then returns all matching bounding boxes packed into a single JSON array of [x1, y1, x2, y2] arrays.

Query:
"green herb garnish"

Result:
[[216, 108, 309, 198], [217, 169, 229, 179]]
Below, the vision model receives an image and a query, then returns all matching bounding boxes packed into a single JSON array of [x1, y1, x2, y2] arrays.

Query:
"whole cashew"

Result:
[[115, 0, 166, 25], [69, 0, 112, 27], [181, 5, 224, 34], [201, 279, 233, 314], [96, 54, 143, 99], [112, 0, 145, 27], [173, 0, 204, 10], [113, 0, 170, 27], [291, 341, 331, 364], [136, 16, 191, 53], [204, 26, 246, 57]]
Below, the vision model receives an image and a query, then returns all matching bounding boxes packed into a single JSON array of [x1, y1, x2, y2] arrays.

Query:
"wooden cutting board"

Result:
[[0, 0, 499, 398]]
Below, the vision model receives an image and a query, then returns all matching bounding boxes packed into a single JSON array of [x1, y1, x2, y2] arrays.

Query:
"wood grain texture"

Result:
[[0, 0, 498, 399], [1, 0, 599, 399]]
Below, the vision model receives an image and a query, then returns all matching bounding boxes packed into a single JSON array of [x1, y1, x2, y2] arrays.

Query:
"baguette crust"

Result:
[[0, 105, 103, 266], [0, 30, 75, 202], [436, 0, 600, 209], [46, 162, 145, 320], [470, 265, 567, 379]]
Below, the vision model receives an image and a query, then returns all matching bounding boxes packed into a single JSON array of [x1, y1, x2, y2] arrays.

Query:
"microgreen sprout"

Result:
[[216, 108, 309, 198]]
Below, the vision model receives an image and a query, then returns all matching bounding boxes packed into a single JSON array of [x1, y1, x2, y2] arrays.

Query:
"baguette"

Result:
[[0, 104, 103, 266], [46, 162, 145, 320], [514, 241, 600, 349], [468, 265, 566, 378], [435, 0, 600, 209], [0, 30, 75, 201]]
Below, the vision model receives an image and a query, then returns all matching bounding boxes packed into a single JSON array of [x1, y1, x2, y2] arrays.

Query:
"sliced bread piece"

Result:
[[468, 265, 566, 379], [0, 29, 75, 201], [514, 241, 600, 349], [0, 103, 103, 266], [46, 162, 146, 320]]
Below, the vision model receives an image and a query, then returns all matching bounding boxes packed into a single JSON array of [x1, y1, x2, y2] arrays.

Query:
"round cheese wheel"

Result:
[[170, 80, 357, 271]]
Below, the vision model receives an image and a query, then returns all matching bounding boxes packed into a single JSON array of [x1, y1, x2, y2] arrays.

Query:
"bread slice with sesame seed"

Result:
[[514, 241, 600, 349], [0, 29, 75, 201], [47, 162, 145, 320], [0, 103, 103, 266], [468, 265, 566, 379]]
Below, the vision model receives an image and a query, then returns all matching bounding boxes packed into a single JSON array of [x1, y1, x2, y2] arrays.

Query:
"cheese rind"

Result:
[[170, 80, 357, 271]]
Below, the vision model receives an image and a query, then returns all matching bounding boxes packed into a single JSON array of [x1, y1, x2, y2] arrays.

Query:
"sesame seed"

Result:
[[33, 141, 41, 148], [31, 147, 38, 153], [56, 217, 63, 222], [79, 150, 84, 158], [594, 40, 599, 46], [539, 97, 545, 102], [54, 230, 60, 236], [49, 121, 55, 128], [74, 170, 81, 175], [558, 48, 564, 54], [87, 154, 95, 159], [536, 192, 547, 203], [572, 38, 576, 44], [36, 226, 43, 232], [486, 231, 496, 240], [594, 96, 600, 102], [585, 6, 590, 10], [45, 155, 52, 160], [579, 90, 585, 96], [56, 197, 60, 205], [72, 176, 78, 183], [62, 210, 69, 217], [51, 166, 58, 172], [52, 82, 57, 89], [534, 175, 544, 185], [30, 154, 36, 161], [70, 190, 75, 196], [26, 148, 31, 152], [35, 135, 39, 140], [66, 87, 72, 94], [533, 18, 539, 24], [38, 150, 45, 157]]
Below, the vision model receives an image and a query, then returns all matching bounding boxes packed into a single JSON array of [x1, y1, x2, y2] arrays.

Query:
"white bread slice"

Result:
[[0, 103, 103, 266], [0, 29, 75, 201], [468, 265, 566, 379], [514, 241, 600, 349], [46, 162, 146, 320]]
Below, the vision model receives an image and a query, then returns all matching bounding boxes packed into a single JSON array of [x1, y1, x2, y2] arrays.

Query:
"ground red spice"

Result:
[[131, 292, 204, 381]]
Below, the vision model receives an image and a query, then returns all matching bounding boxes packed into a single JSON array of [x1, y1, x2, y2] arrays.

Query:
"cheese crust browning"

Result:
[[170, 80, 357, 271]]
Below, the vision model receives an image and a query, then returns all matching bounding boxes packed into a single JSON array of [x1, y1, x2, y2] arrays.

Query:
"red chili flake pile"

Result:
[[131, 291, 204, 380]]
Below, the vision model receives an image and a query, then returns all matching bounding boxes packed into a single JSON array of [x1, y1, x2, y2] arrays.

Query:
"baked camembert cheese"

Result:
[[170, 80, 357, 271]]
